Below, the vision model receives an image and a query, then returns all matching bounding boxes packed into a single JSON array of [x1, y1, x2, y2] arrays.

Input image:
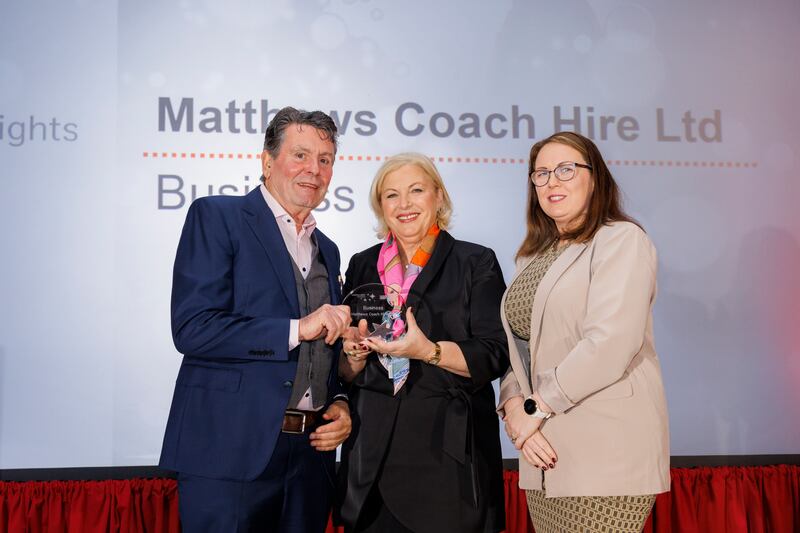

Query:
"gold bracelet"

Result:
[[425, 342, 442, 366]]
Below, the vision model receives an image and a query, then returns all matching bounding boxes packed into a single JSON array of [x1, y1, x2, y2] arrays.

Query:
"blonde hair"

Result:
[[369, 153, 454, 239]]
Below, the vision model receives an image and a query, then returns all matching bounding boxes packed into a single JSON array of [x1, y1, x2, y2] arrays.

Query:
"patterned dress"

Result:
[[504, 245, 656, 533]]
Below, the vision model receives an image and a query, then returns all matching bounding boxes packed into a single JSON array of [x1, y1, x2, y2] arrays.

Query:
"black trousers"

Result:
[[178, 432, 335, 533]]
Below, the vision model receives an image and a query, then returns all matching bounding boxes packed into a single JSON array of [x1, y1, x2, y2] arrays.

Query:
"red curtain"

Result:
[[641, 466, 800, 533], [1, 466, 797, 533], [0, 479, 179, 533]]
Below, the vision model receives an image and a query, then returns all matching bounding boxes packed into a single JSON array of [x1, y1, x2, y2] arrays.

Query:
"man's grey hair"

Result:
[[262, 106, 339, 158]]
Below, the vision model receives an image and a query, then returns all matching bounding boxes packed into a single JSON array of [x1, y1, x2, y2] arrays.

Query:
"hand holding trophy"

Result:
[[342, 283, 407, 341], [342, 283, 409, 393]]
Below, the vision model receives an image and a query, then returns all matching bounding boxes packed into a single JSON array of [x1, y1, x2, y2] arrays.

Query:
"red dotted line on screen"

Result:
[[142, 151, 265, 160], [605, 160, 758, 168], [140, 152, 528, 163], [140, 152, 757, 168]]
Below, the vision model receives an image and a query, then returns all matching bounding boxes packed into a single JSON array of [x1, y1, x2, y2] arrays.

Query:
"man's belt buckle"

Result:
[[283, 409, 307, 434]]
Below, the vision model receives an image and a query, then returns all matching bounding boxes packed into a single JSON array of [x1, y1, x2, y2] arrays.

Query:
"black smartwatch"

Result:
[[523, 396, 552, 419]]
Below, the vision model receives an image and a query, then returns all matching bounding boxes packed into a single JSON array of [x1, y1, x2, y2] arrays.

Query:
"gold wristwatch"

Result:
[[426, 342, 442, 365]]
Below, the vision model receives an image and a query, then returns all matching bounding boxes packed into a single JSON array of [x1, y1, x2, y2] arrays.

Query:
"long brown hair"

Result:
[[517, 131, 638, 259]]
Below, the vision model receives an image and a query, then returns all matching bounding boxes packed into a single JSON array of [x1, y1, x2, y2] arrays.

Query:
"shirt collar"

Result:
[[260, 183, 317, 232]]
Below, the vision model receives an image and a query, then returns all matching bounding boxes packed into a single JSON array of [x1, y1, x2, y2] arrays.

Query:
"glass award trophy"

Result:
[[342, 283, 407, 341], [342, 283, 410, 393]]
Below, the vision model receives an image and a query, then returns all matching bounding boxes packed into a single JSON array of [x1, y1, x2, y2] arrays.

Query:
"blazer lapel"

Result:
[[404, 231, 455, 312], [527, 242, 587, 377], [241, 188, 300, 315], [500, 257, 535, 396], [507, 254, 536, 288], [315, 230, 342, 305]]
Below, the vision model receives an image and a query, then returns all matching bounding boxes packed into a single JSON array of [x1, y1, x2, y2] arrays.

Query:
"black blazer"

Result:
[[337, 231, 509, 533]]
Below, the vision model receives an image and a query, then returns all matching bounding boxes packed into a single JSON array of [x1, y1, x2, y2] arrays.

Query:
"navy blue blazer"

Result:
[[159, 187, 344, 481]]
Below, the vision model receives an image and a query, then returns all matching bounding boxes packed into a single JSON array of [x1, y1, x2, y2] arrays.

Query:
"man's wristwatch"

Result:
[[523, 395, 552, 419], [425, 342, 442, 365]]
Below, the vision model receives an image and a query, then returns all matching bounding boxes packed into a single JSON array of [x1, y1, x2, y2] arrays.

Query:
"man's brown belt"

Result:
[[281, 409, 319, 434]]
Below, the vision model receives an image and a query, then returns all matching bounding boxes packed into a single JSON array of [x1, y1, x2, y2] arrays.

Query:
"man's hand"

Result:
[[309, 400, 351, 451], [298, 304, 351, 344]]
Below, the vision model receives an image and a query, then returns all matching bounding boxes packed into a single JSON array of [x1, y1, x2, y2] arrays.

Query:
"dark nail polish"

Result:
[[552, 457, 557, 463], [549, 463, 555, 468], [542, 466, 548, 471]]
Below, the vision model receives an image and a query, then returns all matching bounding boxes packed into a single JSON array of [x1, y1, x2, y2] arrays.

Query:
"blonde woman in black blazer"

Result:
[[336, 153, 509, 533]]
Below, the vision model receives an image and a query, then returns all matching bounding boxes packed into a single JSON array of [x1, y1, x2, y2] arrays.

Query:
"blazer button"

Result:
[[283, 380, 293, 388]]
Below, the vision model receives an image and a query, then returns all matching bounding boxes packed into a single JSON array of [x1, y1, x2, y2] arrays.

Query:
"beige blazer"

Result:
[[498, 221, 670, 497]]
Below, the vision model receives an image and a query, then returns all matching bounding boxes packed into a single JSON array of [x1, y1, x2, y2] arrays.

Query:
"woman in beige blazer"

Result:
[[498, 131, 670, 533]]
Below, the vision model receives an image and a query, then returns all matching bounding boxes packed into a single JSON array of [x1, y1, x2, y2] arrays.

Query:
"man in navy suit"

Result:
[[160, 107, 353, 532]]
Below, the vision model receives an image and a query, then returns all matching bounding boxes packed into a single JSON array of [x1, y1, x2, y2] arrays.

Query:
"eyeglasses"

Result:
[[530, 162, 592, 187]]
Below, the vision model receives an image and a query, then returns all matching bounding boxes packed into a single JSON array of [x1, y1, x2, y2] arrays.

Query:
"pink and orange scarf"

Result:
[[376, 224, 440, 393]]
